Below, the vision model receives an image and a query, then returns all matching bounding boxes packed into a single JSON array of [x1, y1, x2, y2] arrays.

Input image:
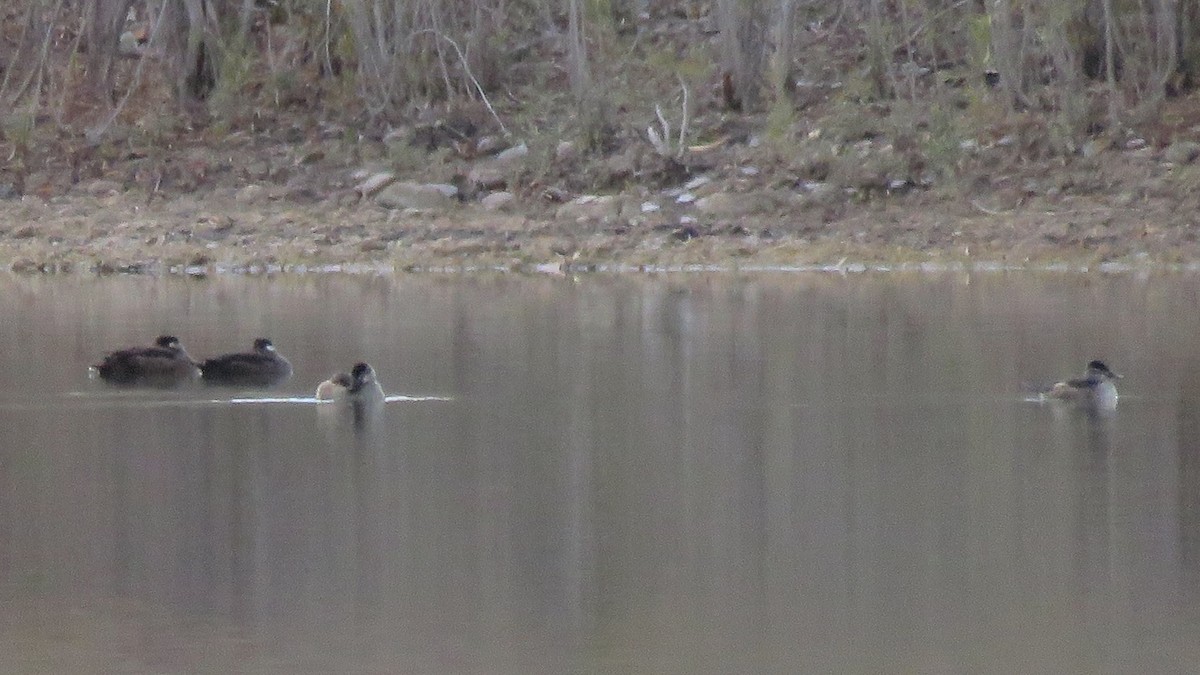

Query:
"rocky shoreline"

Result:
[[0, 185, 1192, 276], [4, 128, 1199, 276]]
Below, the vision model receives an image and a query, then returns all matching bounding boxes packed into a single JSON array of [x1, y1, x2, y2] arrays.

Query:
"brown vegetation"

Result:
[[2, 1, 1200, 273]]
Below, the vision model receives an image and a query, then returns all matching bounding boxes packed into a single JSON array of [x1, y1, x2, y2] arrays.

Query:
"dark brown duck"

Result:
[[200, 338, 294, 387], [92, 335, 201, 386]]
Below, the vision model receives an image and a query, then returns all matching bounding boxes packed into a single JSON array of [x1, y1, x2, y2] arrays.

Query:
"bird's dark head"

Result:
[[351, 362, 375, 384], [1087, 360, 1121, 379]]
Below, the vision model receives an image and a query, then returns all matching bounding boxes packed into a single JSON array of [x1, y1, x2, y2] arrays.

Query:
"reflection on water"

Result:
[[2, 273, 1200, 672]]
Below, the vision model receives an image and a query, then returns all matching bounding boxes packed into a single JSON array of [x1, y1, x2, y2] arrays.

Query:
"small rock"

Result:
[[382, 127, 406, 144], [235, 185, 268, 203], [817, 184, 849, 207], [672, 225, 700, 241], [496, 142, 529, 164], [1080, 140, 1106, 159], [283, 181, 322, 203], [476, 136, 503, 155], [641, 201, 661, 213], [318, 122, 347, 140], [118, 30, 140, 56], [684, 176, 711, 190], [555, 141, 578, 163], [244, 160, 272, 180], [481, 191, 515, 211], [1125, 137, 1147, 150], [694, 191, 749, 217], [676, 192, 697, 204], [557, 195, 619, 222], [1164, 140, 1200, 165], [359, 238, 389, 252], [375, 182, 457, 211], [1112, 191, 1138, 207], [467, 163, 507, 190], [355, 172, 396, 197], [297, 150, 325, 165], [541, 186, 571, 203], [427, 183, 459, 198], [83, 179, 122, 196]]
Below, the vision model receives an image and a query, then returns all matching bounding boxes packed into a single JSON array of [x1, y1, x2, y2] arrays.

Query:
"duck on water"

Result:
[[200, 338, 293, 387], [315, 362, 385, 404], [91, 335, 201, 386], [1038, 360, 1122, 408]]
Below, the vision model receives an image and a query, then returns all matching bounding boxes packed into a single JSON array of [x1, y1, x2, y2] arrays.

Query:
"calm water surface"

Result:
[[2, 273, 1200, 673]]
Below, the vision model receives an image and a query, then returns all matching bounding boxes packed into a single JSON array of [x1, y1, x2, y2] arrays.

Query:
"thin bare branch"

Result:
[[411, 28, 509, 137]]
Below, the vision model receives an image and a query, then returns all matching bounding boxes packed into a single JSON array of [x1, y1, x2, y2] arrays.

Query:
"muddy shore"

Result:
[[0, 179, 1195, 276]]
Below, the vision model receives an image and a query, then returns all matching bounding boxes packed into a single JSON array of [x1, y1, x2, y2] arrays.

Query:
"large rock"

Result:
[[375, 182, 457, 211], [466, 141, 530, 191]]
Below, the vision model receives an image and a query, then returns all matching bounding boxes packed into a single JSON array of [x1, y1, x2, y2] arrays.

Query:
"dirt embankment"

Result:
[[1, 131, 1197, 275], [5, 86, 1200, 275]]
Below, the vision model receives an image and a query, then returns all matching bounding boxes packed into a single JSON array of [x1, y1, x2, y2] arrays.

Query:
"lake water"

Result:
[[2, 272, 1200, 673]]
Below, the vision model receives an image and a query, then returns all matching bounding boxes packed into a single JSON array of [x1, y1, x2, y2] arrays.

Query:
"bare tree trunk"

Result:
[[1155, 0, 1178, 93], [865, 0, 893, 100], [467, 1, 499, 91], [772, 0, 795, 101], [85, 0, 135, 102], [987, 0, 1033, 109], [159, 0, 220, 106], [718, 0, 770, 109], [567, 0, 591, 105], [238, 0, 256, 38], [341, 0, 397, 113], [1102, 0, 1118, 125], [0, 0, 54, 109], [1180, 1, 1200, 87]]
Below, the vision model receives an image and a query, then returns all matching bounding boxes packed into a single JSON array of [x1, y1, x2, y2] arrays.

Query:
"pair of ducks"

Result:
[[93, 335, 383, 403]]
